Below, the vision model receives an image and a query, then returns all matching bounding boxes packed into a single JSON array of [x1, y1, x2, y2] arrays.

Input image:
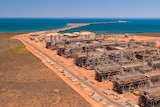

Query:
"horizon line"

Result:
[[1, 17, 160, 19]]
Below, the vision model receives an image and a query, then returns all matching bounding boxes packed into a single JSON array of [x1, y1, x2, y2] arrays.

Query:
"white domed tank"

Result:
[[63, 33, 79, 38], [45, 33, 63, 43], [79, 31, 95, 39], [73, 32, 80, 36], [45, 33, 63, 49]]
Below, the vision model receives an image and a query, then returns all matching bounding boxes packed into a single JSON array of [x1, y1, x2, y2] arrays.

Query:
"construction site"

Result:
[[27, 31, 160, 107]]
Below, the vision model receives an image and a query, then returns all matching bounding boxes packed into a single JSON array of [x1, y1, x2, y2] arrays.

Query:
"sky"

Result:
[[0, 0, 160, 18]]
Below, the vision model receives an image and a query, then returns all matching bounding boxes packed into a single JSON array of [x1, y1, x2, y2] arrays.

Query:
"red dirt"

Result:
[[0, 33, 91, 107], [18, 34, 102, 107], [15, 32, 160, 107]]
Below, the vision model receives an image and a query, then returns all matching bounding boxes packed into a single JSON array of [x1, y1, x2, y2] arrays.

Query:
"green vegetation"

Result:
[[0, 33, 91, 107], [9, 44, 30, 54]]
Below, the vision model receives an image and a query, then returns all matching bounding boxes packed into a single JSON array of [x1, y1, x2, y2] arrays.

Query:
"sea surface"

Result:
[[0, 18, 160, 34]]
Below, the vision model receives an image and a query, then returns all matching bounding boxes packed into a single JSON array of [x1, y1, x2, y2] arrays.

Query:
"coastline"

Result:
[[1, 18, 160, 34], [49, 23, 89, 33], [1, 24, 160, 106], [137, 33, 160, 37], [16, 28, 160, 106], [1, 32, 160, 37]]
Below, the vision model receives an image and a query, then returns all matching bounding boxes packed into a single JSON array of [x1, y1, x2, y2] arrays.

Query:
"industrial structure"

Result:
[[114, 73, 149, 93], [45, 32, 160, 95], [145, 71, 160, 85], [95, 63, 122, 81], [140, 86, 160, 107], [43, 31, 160, 107]]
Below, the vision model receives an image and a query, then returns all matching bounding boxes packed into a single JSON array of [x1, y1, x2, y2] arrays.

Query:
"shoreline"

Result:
[[3, 20, 157, 35], [2, 26, 160, 106], [0, 21, 160, 37], [1, 32, 160, 37], [1, 18, 160, 35]]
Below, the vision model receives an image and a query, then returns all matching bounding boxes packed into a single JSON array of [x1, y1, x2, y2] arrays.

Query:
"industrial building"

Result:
[[140, 86, 160, 107], [114, 73, 148, 93], [45, 32, 160, 95]]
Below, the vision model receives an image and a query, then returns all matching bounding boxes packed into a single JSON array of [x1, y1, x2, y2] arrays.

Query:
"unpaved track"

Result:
[[0, 33, 91, 107], [18, 34, 126, 107], [18, 36, 102, 107]]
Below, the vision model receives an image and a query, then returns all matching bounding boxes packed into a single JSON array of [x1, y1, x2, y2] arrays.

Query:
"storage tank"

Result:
[[45, 33, 63, 42]]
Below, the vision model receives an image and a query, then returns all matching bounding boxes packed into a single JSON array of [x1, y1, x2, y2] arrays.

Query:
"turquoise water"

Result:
[[0, 18, 160, 34], [62, 19, 160, 34]]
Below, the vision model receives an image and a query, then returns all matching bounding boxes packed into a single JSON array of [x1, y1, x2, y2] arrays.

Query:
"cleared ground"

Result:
[[0, 33, 91, 107]]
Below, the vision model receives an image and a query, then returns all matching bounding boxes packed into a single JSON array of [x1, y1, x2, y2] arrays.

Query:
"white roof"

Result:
[[73, 32, 80, 35], [80, 31, 95, 36], [63, 33, 73, 37], [46, 33, 61, 37]]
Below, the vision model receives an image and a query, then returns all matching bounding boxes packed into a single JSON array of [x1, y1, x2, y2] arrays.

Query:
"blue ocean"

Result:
[[0, 18, 160, 34]]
